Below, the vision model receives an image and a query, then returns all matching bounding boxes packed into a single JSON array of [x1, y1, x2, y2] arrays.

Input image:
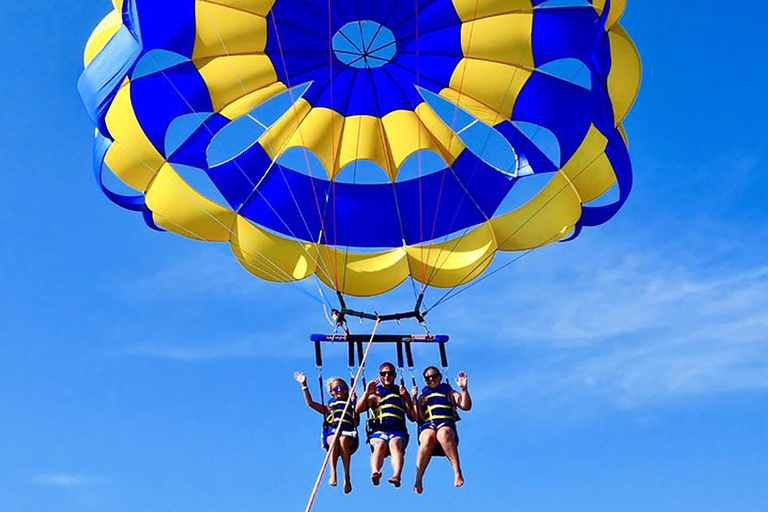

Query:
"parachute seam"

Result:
[[136, 8, 334, 286], [420, 0, 482, 292], [115, 147, 300, 286], [362, 56, 415, 298], [199, 3, 340, 285], [422, 26, 534, 288], [268, 7, 342, 289], [427, 148, 610, 312], [327, 0, 342, 290], [105, 135, 316, 288]]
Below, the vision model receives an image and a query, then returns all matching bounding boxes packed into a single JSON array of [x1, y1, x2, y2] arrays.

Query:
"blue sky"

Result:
[[1, 1, 767, 511]]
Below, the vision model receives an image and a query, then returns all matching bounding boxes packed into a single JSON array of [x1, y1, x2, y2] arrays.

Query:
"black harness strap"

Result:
[[396, 340, 405, 385], [404, 341, 417, 388], [314, 340, 326, 413], [347, 339, 355, 369], [314, 340, 323, 367], [439, 341, 449, 373]]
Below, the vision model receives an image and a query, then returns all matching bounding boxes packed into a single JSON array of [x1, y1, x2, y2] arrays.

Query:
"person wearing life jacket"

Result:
[[413, 367, 472, 494], [356, 362, 417, 488], [294, 372, 359, 494]]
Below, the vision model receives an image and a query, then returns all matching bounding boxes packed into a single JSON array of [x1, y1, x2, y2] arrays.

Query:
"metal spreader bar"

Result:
[[310, 334, 449, 344]]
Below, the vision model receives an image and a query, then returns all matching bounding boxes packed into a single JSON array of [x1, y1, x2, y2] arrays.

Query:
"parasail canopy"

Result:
[[79, 0, 641, 299]]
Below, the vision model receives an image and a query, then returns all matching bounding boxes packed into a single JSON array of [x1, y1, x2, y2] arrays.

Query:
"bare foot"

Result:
[[371, 472, 382, 486], [388, 476, 401, 488], [414, 479, 423, 494], [454, 473, 464, 488], [344, 481, 352, 494], [329, 472, 337, 487]]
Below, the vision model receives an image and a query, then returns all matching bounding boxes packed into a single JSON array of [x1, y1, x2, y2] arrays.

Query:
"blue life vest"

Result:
[[371, 384, 408, 432], [420, 383, 459, 424], [325, 398, 357, 433]]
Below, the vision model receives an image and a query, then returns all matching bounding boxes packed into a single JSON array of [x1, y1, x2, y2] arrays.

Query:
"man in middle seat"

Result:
[[356, 362, 417, 488]]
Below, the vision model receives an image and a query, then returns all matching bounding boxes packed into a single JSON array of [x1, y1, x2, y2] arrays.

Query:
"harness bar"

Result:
[[310, 334, 449, 344]]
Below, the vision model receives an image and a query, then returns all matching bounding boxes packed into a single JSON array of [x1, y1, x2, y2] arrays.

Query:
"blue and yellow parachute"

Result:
[[79, 0, 640, 298]]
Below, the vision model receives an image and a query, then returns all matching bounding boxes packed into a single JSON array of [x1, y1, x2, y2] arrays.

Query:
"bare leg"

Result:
[[339, 436, 354, 494], [414, 429, 437, 494], [388, 437, 406, 487], [328, 434, 339, 487], [370, 440, 386, 485], [437, 427, 463, 488]]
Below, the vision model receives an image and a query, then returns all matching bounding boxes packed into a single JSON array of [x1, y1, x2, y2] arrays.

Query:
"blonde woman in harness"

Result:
[[294, 372, 359, 494], [413, 366, 472, 494], [356, 362, 418, 488]]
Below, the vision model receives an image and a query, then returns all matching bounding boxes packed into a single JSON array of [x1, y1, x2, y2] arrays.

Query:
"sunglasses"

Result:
[[332, 385, 347, 392], [379, 371, 396, 377], [424, 373, 441, 382]]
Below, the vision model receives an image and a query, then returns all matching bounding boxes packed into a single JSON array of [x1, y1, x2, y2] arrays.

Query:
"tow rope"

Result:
[[303, 318, 381, 512]]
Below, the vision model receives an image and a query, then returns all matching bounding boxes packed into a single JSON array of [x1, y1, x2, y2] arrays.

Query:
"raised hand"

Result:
[[411, 385, 419, 398], [365, 379, 379, 396], [455, 371, 468, 391], [294, 371, 307, 386], [399, 385, 408, 397]]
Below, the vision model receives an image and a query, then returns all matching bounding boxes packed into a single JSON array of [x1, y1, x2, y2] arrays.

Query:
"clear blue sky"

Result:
[[1, 1, 767, 511]]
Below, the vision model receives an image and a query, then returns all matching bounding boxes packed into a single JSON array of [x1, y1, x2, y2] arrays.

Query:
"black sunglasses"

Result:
[[424, 373, 441, 382], [379, 370, 396, 377], [332, 385, 347, 392]]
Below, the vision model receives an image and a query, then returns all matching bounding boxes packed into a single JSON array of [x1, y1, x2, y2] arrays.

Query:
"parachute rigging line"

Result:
[[304, 319, 381, 512], [268, 8, 343, 290], [362, 59, 419, 301], [92, 93, 328, 295], [327, 0, 342, 293], [184, 6, 356, 291], [415, 1, 613, 292], [81, 1, 639, 305], [268, 8, 345, 286], [339, 77, 367, 296], [420, 26, 536, 291], [133, 31, 337, 286], [414, 0, 425, 301], [425, 148, 613, 313], [419, 27, 624, 300], [419, 0, 482, 291], [317, 278, 338, 327]]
